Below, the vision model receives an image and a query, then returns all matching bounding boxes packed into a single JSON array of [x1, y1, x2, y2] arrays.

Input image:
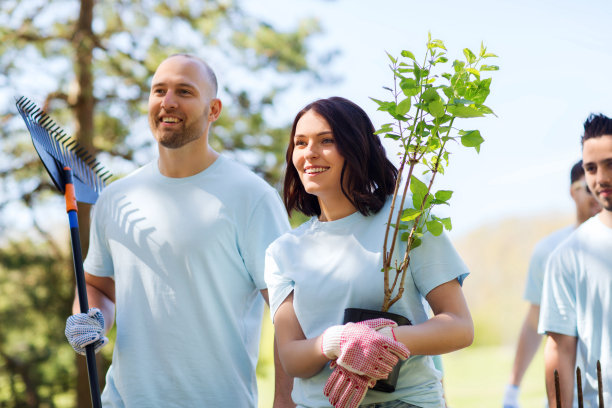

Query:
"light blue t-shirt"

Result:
[[84, 156, 290, 407], [539, 215, 612, 407], [265, 198, 469, 408], [523, 225, 574, 305]]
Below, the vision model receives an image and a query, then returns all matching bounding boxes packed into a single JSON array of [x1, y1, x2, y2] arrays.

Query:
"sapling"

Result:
[[372, 33, 499, 312]]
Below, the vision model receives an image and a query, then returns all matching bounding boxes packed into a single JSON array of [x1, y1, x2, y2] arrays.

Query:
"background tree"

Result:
[[0, 0, 333, 406]]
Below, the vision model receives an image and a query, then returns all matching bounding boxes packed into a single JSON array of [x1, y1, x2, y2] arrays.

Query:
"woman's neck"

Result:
[[317, 195, 358, 221]]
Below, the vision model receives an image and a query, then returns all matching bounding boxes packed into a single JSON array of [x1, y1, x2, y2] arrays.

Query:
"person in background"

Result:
[[503, 160, 601, 407], [64, 54, 294, 407], [265, 96, 473, 408], [539, 113, 612, 407]]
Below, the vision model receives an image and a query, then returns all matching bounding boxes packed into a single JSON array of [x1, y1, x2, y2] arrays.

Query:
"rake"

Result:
[[16, 96, 112, 408]]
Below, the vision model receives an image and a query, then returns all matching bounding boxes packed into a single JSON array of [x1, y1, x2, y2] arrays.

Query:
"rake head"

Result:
[[15, 96, 112, 204]]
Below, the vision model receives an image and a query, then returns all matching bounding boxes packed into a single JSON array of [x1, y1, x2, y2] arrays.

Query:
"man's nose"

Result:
[[161, 91, 178, 110]]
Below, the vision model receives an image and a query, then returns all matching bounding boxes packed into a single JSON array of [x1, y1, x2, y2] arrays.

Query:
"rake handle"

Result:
[[64, 167, 102, 408]]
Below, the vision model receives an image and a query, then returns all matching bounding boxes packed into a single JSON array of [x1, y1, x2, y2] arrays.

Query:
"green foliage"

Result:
[[378, 34, 498, 311]]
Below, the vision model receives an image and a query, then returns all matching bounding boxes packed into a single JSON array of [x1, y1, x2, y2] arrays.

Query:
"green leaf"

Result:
[[426, 220, 443, 236], [374, 123, 393, 135], [482, 52, 498, 58], [400, 78, 420, 97], [396, 98, 412, 116], [460, 130, 484, 153], [466, 67, 480, 79], [401, 50, 416, 60], [480, 65, 499, 71], [447, 105, 484, 118], [463, 48, 477, 64], [427, 100, 445, 118], [386, 51, 397, 65], [409, 237, 422, 250], [439, 217, 453, 231], [400, 208, 422, 222], [435, 190, 453, 202], [434, 56, 448, 64], [410, 175, 428, 209], [421, 88, 440, 103], [384, 133, 401, 141]]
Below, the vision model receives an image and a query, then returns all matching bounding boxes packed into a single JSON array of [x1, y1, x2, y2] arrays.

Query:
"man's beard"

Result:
[[150, 109, 208, 149]]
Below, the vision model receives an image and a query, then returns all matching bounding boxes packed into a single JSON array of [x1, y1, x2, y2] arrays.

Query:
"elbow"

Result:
[[460, 317, 474, 348]]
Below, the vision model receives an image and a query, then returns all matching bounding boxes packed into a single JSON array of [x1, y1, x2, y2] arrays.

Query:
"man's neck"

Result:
[[157, 137, 219, 178]]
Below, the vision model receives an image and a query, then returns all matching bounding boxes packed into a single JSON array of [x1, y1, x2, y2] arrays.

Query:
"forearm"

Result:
[[509, 305, 542, 385], [393, 311, 473, 355], [544, 333, 577, 408], [72, 282, 115, 333], [273, 337, 296, 408], [278, 334, 329, 378]]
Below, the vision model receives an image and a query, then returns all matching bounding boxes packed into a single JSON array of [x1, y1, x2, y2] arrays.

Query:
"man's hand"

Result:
[[65, 307, 109, 355]]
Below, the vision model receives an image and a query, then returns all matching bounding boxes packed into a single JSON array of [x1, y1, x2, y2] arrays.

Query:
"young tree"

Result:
[[0, 0, 332, 405]]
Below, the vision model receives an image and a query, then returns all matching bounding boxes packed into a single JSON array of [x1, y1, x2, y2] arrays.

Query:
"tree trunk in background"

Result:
[[74, 1, 108, 406]]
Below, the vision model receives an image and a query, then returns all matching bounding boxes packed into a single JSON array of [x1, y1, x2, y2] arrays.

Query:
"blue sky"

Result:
[[244, 0, 612, 237]]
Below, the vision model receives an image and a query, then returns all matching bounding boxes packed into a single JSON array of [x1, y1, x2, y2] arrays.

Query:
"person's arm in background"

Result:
[[503, 304, 543, 407], [544, 332, 577, 408], [261, 289, 296, 408], [72, 272, 116, 333]]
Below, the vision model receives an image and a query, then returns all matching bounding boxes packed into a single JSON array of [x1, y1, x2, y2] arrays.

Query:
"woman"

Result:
[[265, 97, 473, 408]]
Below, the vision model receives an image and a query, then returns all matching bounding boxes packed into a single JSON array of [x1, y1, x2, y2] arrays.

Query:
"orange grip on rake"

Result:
[[64, 167, 78, 213]]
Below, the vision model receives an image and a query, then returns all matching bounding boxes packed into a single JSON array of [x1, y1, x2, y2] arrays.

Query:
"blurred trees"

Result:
[[0, 0, 333, 406]]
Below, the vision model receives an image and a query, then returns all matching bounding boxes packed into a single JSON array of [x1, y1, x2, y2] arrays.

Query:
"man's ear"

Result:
[[208, 98, 222, 122]]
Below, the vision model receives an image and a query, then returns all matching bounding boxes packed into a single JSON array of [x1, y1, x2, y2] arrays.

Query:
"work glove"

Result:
[[502, 384, 520, 408], [321, 318, 410, 380], [65, 307, 109, 356], [324, 362, 376, 408]]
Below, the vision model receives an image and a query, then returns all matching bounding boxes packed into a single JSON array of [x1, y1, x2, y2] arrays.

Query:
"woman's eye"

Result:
[[322, 138, 335, 144]]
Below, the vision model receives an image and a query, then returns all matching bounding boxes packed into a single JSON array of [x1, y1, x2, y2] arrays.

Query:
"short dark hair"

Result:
[[582, 113, 612, 145], [283, 97, 398, 217], [570, 160, 585, 184]]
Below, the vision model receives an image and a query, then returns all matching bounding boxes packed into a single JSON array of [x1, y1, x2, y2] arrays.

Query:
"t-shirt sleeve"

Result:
[[538, 245, 578, 336], [242, 189, 290, 290], [83, 195, 114, 277], [264, 244, 294, 322], [409, 230, 470, 297]]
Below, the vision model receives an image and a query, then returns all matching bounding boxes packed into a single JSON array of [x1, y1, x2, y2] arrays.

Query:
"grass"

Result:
[[257, 316, 548, 408]]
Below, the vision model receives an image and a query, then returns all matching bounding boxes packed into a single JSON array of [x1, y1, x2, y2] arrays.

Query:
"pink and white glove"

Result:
[[324, 362, 376, 408], [321, 318, 410, 380]]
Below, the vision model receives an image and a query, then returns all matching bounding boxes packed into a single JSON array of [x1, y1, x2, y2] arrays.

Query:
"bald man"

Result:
[[65, 55, 293, 407]]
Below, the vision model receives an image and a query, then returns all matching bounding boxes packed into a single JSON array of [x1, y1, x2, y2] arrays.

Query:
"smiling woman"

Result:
[[265, 96, 472, 408]]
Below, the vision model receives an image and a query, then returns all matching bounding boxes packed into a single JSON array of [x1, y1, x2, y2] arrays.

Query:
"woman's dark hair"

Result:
[[283, 96, 398, 217]]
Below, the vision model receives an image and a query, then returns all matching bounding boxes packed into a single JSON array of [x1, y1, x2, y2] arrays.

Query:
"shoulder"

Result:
[[95, 162, 153, 202], [267, 218, 315, 253], [216, 156, 275, 191], [531, 225, 575, 258]]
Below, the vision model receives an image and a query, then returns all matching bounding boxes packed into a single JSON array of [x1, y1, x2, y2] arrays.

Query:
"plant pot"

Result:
[[343, 308, 412, 393]]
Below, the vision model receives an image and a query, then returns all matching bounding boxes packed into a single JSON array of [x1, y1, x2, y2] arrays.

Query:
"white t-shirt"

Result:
[[84, 156, 290, 407], [539, 215, 612, 407], [523, 225, 574, 305], [265, 198, 469, 408]]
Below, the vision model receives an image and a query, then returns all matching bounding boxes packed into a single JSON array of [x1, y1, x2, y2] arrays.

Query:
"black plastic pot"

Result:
[[343, 308, 412, 393]]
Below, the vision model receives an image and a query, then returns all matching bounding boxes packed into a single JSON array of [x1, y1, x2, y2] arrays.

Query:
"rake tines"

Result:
[[555, 361, 606, 408], [15, 96, 112, 203]]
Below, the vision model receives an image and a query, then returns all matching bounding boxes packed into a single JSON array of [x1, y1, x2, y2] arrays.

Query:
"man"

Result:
[[539, 113, 612, 407], [64, 54, 293, 407], [503, 161, 600, 407]]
